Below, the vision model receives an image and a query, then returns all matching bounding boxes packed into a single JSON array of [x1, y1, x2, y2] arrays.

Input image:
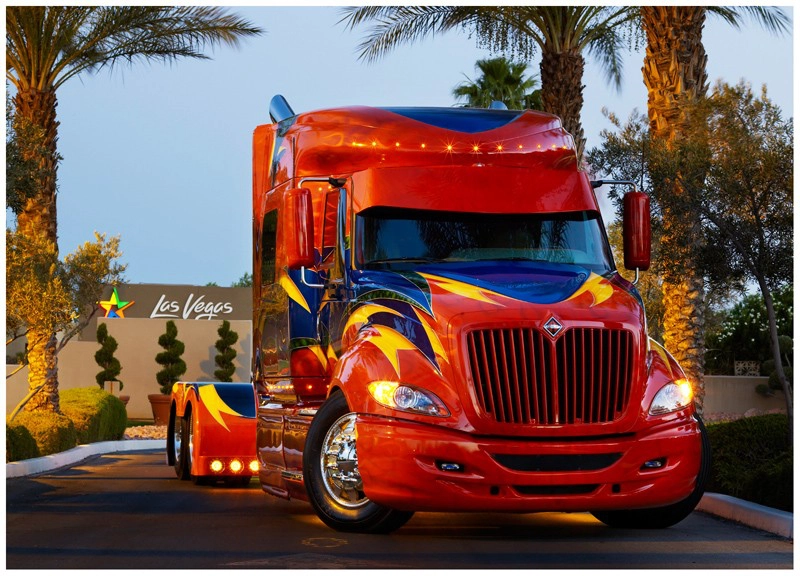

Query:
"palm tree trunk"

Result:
[[641, 6, 709, 410], [13, 88, 62, 412], [539, 48, 586, 159], [23, 330, 61, 413], [13, 88, 60, 243], [641, 7, 708, 140]]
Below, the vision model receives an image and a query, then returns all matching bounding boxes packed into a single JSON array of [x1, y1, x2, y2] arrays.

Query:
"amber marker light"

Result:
[[420, 143, 426, 149], [210, 460, 224, 473], [229, 459, 244, 473], [496, 144, 504, 151], [249, 460, 260, 473]]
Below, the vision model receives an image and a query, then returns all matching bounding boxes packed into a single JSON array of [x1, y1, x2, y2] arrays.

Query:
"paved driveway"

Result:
[[6, 450, 793, 569]]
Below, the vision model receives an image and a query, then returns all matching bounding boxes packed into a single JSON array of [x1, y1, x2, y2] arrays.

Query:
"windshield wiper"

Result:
[[475, 256, 547, 262], [367, 257, 446, 265]]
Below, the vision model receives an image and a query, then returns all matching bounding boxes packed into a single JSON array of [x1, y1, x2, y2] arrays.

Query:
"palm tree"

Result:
[[453, 56, 541, 110], [639, 6, 790, 410], [339, 6, 639, 158], [5, 6, 262, 413]]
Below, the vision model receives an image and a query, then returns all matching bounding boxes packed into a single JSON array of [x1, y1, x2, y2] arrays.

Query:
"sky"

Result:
[[12, 5, 795, 287]]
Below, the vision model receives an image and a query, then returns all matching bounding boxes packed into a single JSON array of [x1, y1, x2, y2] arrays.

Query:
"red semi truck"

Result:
[[167, 96, 708, 533]]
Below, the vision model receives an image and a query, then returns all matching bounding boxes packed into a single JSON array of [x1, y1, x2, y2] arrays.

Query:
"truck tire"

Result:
[[591, 416, 711, 529], [170, 408, 190, 480], [303, 390, 414, 533]]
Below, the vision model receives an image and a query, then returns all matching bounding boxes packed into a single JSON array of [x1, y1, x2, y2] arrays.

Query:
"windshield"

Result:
[[355, 207, 614, 273]]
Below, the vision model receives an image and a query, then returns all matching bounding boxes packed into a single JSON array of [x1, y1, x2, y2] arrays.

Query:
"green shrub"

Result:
[[10, 410, 77, 457], [6, 420, 40, 462], [60, 387, 127, 444], [706, 413, 792, 512]]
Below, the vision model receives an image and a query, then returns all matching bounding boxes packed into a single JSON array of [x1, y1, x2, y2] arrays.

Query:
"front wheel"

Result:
[[303, 391, 413, 533], [591, 416, 711, 529]]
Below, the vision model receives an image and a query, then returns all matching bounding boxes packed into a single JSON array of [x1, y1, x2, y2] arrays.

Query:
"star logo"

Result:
[[99, 287, 135, 318]]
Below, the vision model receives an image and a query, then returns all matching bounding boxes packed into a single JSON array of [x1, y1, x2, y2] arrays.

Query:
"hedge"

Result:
[[6, 420, 40, 462], [8, 411, 77, 460], [6, 387, 128, 462], [706, 413, 792, 512], [60, 387, 127, 444]]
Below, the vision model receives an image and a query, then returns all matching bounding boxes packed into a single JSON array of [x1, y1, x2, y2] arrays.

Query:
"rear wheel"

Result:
[[303, 391, 414, 533], [172, 412, 190, 480], [592, 416, 711, 529]]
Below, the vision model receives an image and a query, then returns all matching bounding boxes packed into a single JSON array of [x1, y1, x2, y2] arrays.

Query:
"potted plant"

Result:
[[95, 323, 129, 406], [214, 320, 239, 382], [151, 320, 186, 425]]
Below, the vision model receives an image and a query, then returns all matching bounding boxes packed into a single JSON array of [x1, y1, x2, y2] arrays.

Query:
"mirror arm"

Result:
[[300, 266, 325, 289]]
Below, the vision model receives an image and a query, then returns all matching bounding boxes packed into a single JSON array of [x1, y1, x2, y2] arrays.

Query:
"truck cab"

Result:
[[249, 98, 707, 533]]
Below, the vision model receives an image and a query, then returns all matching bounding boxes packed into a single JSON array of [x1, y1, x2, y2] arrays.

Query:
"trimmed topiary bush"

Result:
[[706, 413, 792, 512], [6, 420, 40, 462], [60, 387, 127, 444], [156, 320, 187, 395], [95, 322, 123, 391], [11, 411, 77, 457], [214, 320, 239, 382]]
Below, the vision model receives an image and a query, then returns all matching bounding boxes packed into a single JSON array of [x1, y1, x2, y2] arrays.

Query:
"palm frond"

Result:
[[339, 6, 488, 63], [6, 6, 263, 91], [708, 6, 791, 35]]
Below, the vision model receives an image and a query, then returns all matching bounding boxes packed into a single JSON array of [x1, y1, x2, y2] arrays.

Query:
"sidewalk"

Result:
[[6, 439, 792, 539]]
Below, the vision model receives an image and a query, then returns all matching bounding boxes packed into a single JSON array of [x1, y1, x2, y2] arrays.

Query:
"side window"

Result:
[[320, 191, 339, 267], [261, 209, 278, 284]]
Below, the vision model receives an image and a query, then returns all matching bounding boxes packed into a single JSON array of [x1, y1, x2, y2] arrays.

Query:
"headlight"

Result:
[[649, 379, 693, 415], [368, 381, 450, 417]]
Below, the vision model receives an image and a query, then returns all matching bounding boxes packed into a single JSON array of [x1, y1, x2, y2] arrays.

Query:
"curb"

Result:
[[696, 492, 793, 539], [6, 439, 165, 479], [7, 443, 792, 539]]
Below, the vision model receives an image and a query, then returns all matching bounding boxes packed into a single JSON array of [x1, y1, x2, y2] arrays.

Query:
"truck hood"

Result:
[[347, 261, 645, 379]]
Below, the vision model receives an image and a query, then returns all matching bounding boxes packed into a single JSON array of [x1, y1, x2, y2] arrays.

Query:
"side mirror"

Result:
[[285, 188, 315, 269], [622, 191, 651, 271]]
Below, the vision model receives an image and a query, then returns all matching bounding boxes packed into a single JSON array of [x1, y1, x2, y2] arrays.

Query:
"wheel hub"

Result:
[[321, 413, 367, 508], [173, 421, 182, 462]]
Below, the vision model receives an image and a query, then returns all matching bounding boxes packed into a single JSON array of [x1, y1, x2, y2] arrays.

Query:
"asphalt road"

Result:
[[6, 450, 793, 570]]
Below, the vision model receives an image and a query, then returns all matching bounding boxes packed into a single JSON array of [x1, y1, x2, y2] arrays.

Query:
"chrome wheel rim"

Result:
[[320, 412, 367, 509], [187, 417, 194, 468], [173, 419, 182, 462]]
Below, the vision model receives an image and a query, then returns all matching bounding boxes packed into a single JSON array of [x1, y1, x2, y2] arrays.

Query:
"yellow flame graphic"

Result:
[[413, 308, 449, 365], [420, 273, 503, 306], [566, 273, 613, 307], [197, 384, 243, 432], [326, 344, 338, 363], [344, 303, 403, 334], [306, 344, 328, 368], [363, 324, 418, 377], [650, 338, 676, 380], [280, 274, 311, 313]]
